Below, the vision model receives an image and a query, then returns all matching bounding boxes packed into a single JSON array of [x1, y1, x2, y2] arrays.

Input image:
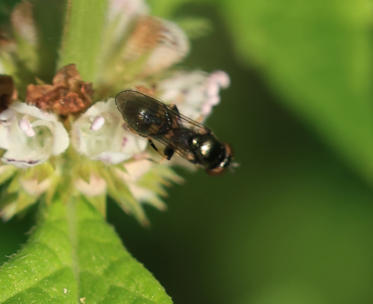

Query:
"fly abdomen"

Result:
[[116, 90, 172, 137]]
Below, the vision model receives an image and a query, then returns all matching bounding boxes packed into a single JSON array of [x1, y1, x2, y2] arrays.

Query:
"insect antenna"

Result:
[[229, 161, 240, 173]]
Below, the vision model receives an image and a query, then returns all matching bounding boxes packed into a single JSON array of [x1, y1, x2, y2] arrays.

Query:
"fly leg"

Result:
[[169, 104, 182, 128], [164, 146, 175, 160], [164, 104, 177, 160], [170, 104, 180, 114], [148, 139, 159, 152], [149, 139, 174, 160]]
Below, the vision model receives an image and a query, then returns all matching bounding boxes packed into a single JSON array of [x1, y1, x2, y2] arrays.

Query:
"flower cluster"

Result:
[[0, 0, 229, 224]]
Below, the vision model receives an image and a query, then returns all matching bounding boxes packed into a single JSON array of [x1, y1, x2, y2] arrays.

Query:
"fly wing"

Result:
[[116, 89, 208, 163], [167, 106, 211, 135], [117, 89, 210, 134], [150, 130, 197, 163]]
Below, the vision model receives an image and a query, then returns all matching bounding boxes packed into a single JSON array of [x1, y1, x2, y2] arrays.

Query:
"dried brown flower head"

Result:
[[0, 75, 15, 112], [26, 64, 93, 115]]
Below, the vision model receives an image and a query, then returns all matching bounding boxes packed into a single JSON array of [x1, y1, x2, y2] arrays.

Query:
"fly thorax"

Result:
[[192, 134, 225, 167]]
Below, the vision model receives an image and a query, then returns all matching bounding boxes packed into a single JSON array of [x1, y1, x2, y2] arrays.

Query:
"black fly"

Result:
[[115, 90, 233, 174]]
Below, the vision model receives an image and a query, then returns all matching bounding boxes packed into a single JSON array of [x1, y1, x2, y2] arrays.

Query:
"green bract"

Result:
[[0, 198, 172, 304]]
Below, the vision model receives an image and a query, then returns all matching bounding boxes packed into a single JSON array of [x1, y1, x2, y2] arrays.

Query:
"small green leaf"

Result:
[[21, 162, 54, 183], [58, 0, 108, 82], [0, 165, 17, 185], [0, 191, 37, 221], [0, 198, 172, 303], [220, 0, 373, 182]]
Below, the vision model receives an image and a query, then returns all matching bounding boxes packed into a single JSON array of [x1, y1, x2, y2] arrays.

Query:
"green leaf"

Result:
[[31, 0, 66, 81], [219, 0, 373, 182], [0, 198, 172, 303], [58, 0, 108, 82]]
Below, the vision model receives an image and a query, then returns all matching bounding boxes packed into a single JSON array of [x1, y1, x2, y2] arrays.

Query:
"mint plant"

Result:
[[0, 0, 230, 302]]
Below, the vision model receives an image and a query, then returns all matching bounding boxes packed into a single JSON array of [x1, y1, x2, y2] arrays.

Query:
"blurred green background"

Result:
[[1, 0, 373, 303]]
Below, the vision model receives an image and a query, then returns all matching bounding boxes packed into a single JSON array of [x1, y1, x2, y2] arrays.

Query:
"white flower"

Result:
[[0, 102, 69, 167], [108, 0, 148, 33], [106, 0, 149, 51], [158, 70, 230, 121], [124, 16, 189, 75], [71, 98, 147, 164], [143, 19, 189, 75], [11, 1, 37, 46]]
